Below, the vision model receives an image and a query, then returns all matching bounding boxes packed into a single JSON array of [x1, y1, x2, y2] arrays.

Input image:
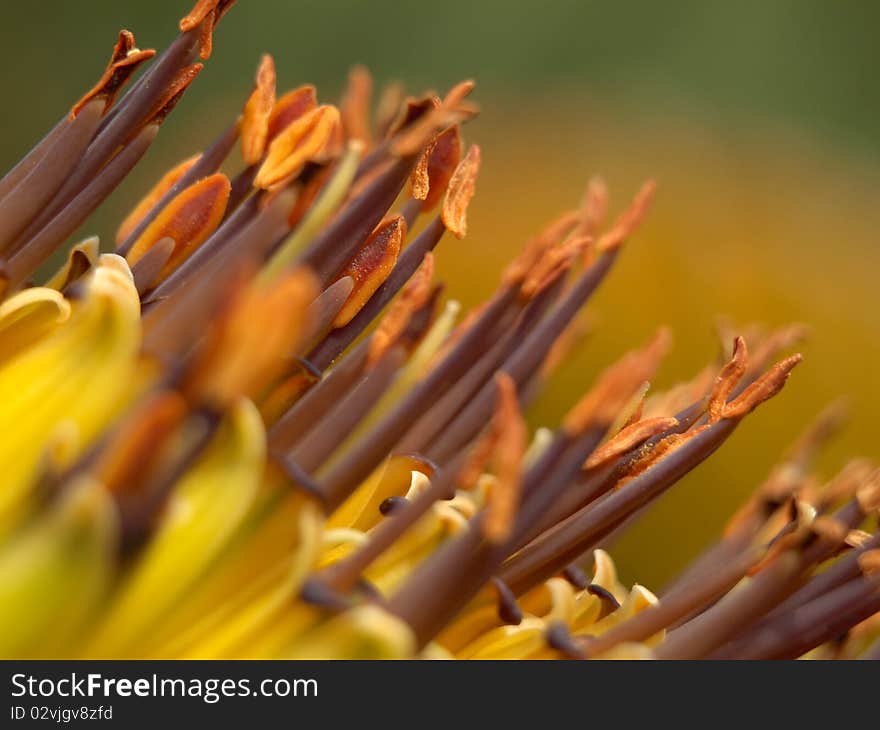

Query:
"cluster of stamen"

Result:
[[0, 0, 877, 660]]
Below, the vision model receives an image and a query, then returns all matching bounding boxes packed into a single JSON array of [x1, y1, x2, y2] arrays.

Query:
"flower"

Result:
[[0, 0, 876, 660]]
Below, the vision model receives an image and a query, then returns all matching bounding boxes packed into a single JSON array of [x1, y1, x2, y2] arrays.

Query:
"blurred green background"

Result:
[[2, 1, 878, 588]]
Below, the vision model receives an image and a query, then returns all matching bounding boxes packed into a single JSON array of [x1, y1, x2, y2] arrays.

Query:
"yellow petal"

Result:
[[437, 601, 504, 654], [44, 236, 99, 291], [592, 548, 628, 604], [115, 154, 201, 245], [286, 605, 415, 659], [584, 585, 661, 643], [149, 477, 323, 658], [0, 256, 141, 534], [327, 454, 432, 532], [89, 398, 265, 656], [459, 617, 546, 659], [0, 287, 71, 365], [0, 478, 116, 657]]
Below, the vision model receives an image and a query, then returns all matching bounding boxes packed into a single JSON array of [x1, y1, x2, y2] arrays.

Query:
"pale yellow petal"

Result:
[[0, 478, 116, 657], [89, 399, 264, 656]]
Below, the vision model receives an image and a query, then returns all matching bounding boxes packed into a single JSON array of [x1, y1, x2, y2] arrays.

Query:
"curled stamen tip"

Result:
[[180, 0, 222, 30], [241, 54, 276, 165], [333, 216, 406, 328], [596, 179, 657, 253], [180, 0, 237, 58], [441, 144, 481, 238], [708, 336, 748, 422], [411, 125, 463, 209], [72, 30, 155, 118], [722, 353, 803, 420]]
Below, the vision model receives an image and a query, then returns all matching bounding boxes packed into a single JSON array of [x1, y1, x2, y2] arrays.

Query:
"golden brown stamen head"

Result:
[[333, 217, 406, 328], [240, 54, 276, 165], [254, 105, 341, 189], [126, 173, 231, 280], [721, 354, 803, 420], [441, 144, 481, 238], [71, 30, 156, 118], [266, 85, 318, 143], [585, 416, 680, 470], [411, 126, 463, 210], [115, 154, 201, 245]]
